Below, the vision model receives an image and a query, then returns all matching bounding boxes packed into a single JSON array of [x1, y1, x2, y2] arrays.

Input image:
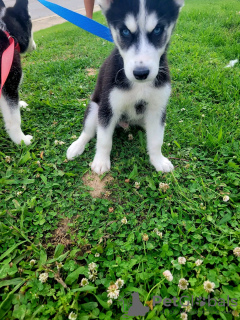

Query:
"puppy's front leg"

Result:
[[1, 95, 32, 145], [145, 109, 174, 173], [91, 117, 116, 175]]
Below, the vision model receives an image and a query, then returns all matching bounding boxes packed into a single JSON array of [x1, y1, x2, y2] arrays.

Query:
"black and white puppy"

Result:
[[0, 0, 36, 145], [67, 0, 184, 174]]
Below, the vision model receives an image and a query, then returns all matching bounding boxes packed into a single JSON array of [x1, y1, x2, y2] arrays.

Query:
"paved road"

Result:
[[4, 0, 85, 20], [4, 0, 100, 31]]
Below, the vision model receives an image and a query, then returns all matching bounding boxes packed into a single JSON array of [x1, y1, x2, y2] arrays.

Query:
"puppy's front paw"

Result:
[[19, 101, 28, 108], [91, 156, 111, 175], [22, 135, 33, 145], [67, 140, 85, 160], [151, 156, 174, 173]]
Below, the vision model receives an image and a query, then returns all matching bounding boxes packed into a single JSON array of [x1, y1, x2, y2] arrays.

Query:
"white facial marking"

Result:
[[97, 0, 111, 12], [0, 7, 6, 19], [175, 0, 184, 7], [125, 14, 137, 33], [146, 12, 158, 33], [26, 30, 36, 52]]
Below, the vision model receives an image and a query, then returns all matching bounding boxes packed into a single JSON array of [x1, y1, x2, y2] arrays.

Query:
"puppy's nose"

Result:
[[133, 67, 150, 80]]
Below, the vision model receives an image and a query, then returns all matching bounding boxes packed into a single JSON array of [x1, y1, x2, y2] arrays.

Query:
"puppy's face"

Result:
[[2, 0, 36, 53], [98, 0, 183, 83]]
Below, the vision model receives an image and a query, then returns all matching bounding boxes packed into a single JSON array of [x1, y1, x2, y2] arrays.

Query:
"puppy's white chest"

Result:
[[109, 83, 171, 120]]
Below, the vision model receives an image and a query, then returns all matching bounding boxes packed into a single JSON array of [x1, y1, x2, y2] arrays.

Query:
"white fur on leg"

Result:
[[145, 111, 173, 173], [67, 132, 91, 160], [91, 122, 115, 175], [0, 95, 33, 145], [67, 101, 98, 160]]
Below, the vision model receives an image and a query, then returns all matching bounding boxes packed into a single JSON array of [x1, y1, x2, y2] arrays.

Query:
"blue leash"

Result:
[[37, 0, 113, 43]]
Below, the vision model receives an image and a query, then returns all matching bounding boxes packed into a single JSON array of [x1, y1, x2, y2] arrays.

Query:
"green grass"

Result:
[[0, 0, 240, 319]]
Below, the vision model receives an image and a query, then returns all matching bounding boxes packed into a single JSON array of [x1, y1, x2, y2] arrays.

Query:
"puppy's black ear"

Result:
[[14, 0, 28, 10], [0, 0, 5, 7]]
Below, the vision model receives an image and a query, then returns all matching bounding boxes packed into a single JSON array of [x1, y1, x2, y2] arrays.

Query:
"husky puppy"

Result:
[[67, 0, 184, 174], [0, 0, 36, 145]]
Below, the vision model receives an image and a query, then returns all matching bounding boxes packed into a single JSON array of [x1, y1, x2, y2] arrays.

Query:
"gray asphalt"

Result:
[[4, 0, 85, 20]]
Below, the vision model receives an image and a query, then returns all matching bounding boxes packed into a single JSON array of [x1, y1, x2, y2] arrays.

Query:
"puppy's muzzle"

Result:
[[133, 67, 150, 81]]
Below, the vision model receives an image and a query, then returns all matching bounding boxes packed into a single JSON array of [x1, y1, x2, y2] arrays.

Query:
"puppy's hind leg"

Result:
[[67, 101, 98, 160]]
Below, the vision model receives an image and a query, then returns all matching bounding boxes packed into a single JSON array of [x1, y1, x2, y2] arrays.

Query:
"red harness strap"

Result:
[[0, 31, 20, 98]]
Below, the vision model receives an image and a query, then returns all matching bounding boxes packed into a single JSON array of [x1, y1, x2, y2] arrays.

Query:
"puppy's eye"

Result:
[[153, 25, 163, 36], [121, 28, 131, 37]]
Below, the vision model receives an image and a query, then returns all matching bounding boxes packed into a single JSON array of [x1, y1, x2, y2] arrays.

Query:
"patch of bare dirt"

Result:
[[86, 68, 97, 76], [50, 218, 72, 248], [46, 217, 92, 258], [82, 172, 113, 198]]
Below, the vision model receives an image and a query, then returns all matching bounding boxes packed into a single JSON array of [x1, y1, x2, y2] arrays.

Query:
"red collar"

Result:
[[4, 31, 21, 53]]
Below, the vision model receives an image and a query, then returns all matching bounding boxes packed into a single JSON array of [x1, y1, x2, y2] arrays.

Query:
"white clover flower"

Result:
[[88, 262, 97, 271], [107, 284, 120, 299], [80, 278, 89, 287], [107, 299, 113, 306], [95, 253, 100, 257], [16, 191, 23, 196], [128, 134, 133, 141], [195, 259, 203, 266], [232, 310, 239, 317], [179, 120, 184, 123], [68, 311, 77, 320], [202, 114, 205, 117], [30, 259, 36, 267], [39, 272, 48, 283], [5, 156, 11, 163], [233, 247, 240, 257], [181, 301, 192, 312], [58, 141, 65, 145], [121, 217, 128, 224], [115, 278, 124, 289], [181, 108, 186, 111], [223, 195, 230, 202], [135, 182, 140, 189], [105, 190, 111, 197], [154, 228, 163, 238], [180, 312, 188, 320], [203, 280, 215, 293], [88, 269, 98, 282], [142, 233, 149, 241], [157, 231, 163, 238], [159, 182, 170, 192], [71, 135, 77, 139], [56, 262, 63, 270], [54, 140, 59, 145], [163, 270, 173, 282], [178, 257, 186, 265], [178, 278, 189, 290]]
